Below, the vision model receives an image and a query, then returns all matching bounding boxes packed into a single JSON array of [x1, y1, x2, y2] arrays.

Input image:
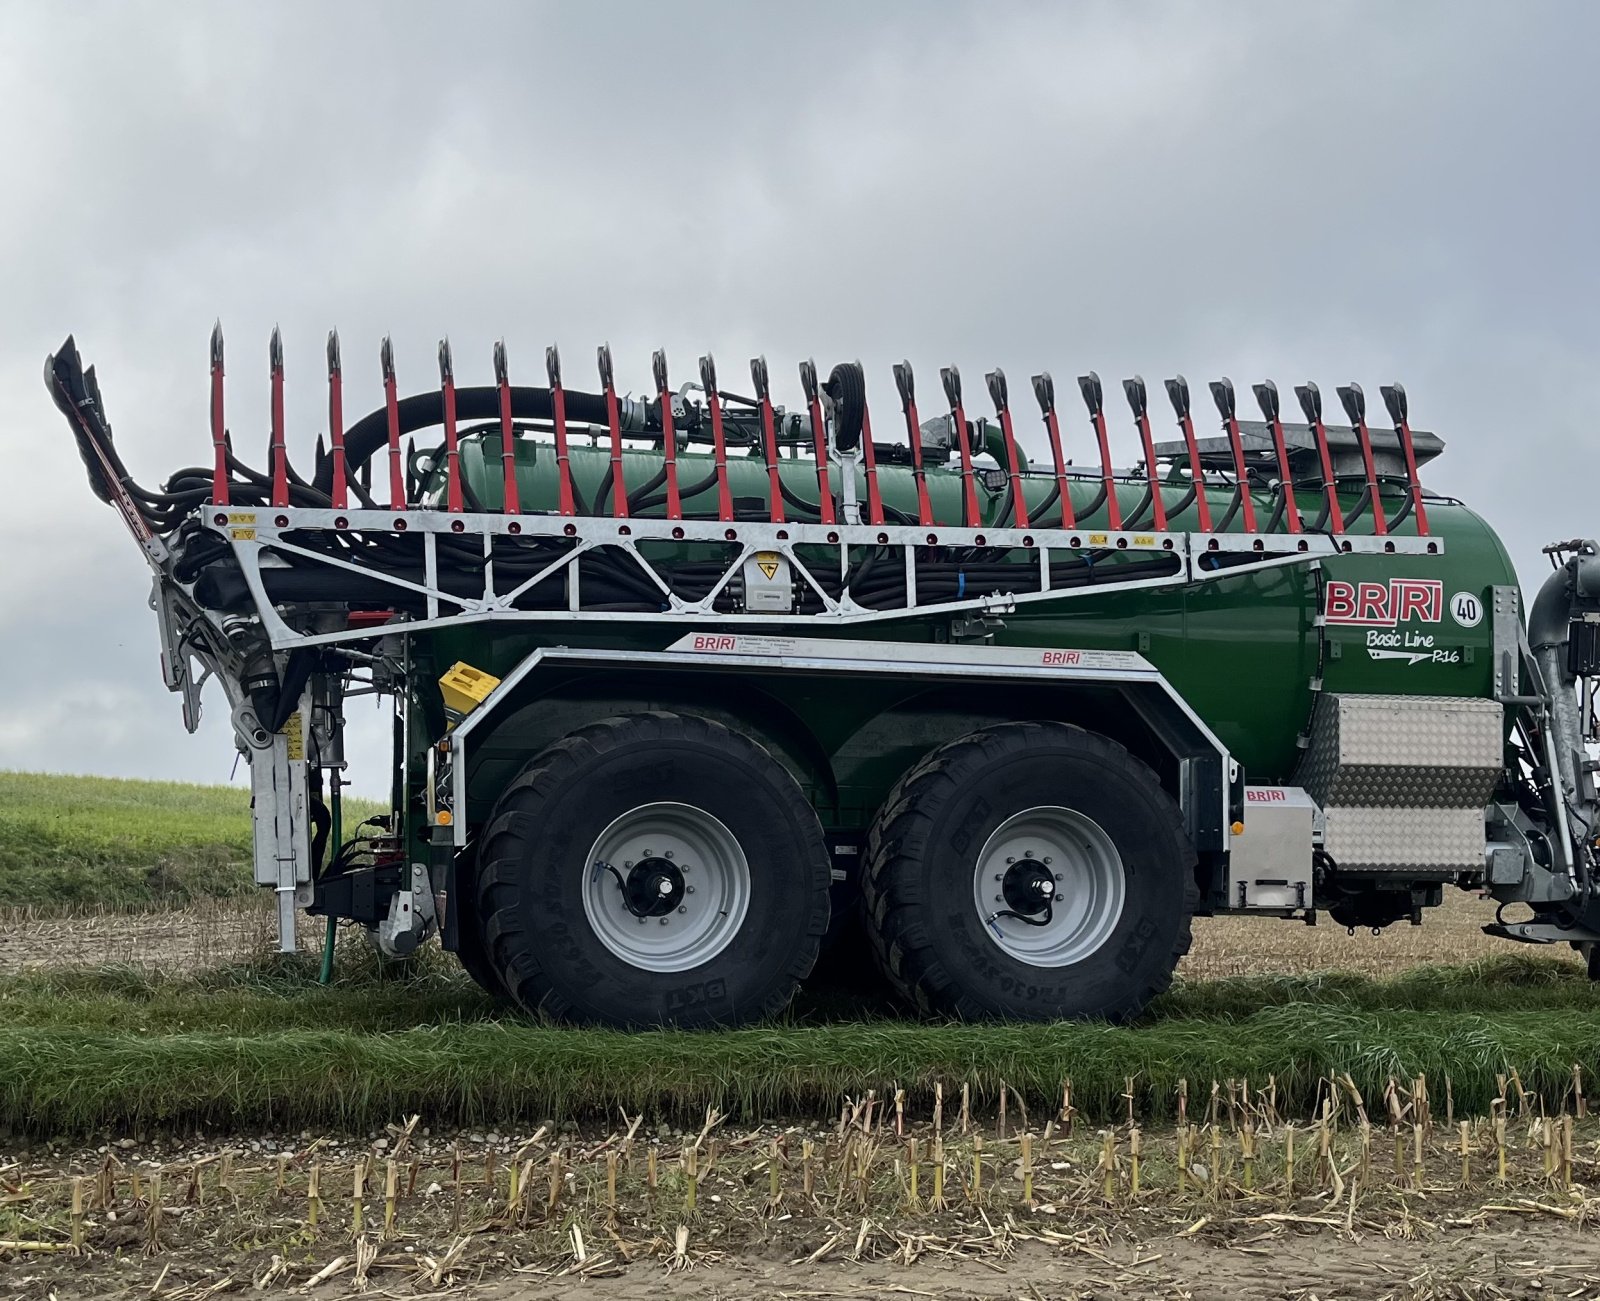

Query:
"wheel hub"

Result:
[[582, 801, 751, 973], [971, 805, 1126, 967], [1001, 859, 1057, 916], [623, 857, 685, 917]]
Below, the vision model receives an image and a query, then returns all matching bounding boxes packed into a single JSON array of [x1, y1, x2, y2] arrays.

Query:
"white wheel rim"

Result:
[[582, 801, 751, 973], [971, 805, 1126, 966]]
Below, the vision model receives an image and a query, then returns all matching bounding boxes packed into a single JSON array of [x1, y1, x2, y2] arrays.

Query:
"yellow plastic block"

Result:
[[438, 662, 501, 715]]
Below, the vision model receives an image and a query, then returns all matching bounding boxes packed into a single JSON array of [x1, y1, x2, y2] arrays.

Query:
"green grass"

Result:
[[0, 771, 383, 913], [3, 952, 1598, 1135]]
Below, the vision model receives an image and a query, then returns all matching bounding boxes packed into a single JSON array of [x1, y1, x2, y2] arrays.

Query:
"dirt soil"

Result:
[[4, 887, 1567, 981], [7, 1215, 1600, 1300], [473, 1226, 1600, 1301]]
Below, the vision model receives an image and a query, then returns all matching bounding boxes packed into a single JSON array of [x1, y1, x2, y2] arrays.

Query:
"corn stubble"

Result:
[[5, 1073, 1600, 1290]]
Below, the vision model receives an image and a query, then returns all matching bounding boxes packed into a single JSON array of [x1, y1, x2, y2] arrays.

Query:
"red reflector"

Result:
[[346, 610, 397, 628]]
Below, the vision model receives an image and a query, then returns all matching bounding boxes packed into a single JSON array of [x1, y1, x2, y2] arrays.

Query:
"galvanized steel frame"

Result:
[[201, 504, 1443, 653]]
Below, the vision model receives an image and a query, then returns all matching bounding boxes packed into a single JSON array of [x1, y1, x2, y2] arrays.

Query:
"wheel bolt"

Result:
[[664, 850, 674, 859], [686, 886, 696, 894], [994, 874, 1002, 881], [659, 917, 670, 925], [1054, 873, 1063, 881], [1024, 850, 1033, 858], [624, 860, 634, 868], [1055, 894, 1064, 902], [1043, 857, 1052, 865], [637, 917, 647, 925], [1006, 856, 1015, 864], [677, 905, 687, 914]]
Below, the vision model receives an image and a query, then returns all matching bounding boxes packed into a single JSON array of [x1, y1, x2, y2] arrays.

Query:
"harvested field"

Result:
[[5, 775, 1597, 1297], [7, 1098, 1600, 1299], [1190, 887, 1573, 980], [3, 872, 1567, 979]]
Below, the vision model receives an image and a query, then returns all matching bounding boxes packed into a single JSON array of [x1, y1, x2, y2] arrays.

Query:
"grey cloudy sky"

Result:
[[0, 0, 1595, 793]]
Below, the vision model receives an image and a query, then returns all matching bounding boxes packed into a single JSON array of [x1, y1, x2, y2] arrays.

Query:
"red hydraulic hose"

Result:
[[653, 350, 682, 520], [438, 339, 462, 513], [381, 337, 405, 509], [800, 359, 837, 526], [494, 341, 520, 513], [1162, 377, 1212, 532], [1295, 382, 1344, 534], [1253, 380, 1300, 533], [546, 346, 575, 516], [699, 354, 734, 522], [1078, 372, 1123, 530], [986, 368, 1029, 529], [751, 357, 784, 524], [893, 361, 934, 527], [269, 327, 288, 509], [599, 344, 629, 518], [1123, 376, 1168, 531], [941, 366, 981, 528], [1338, 382, 1386, 535], [859, 402, 884, 526], [1208, 377, 1257, 532], [1381, 382, 1429, 536], [327, 331, 347, 511], [1031, 373, 1075, 529], [209, 322, 228, 507]]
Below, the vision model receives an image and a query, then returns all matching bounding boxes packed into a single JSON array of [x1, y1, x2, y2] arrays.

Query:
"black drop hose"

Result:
[[1161, 483, 1200, 523], [1077, 481, 1111, 523], [1387, 490, 1415, 530], [1121, 486, 1155, 532], [1263, 487, 1288, 535], [1342, 485, 1372, 528]]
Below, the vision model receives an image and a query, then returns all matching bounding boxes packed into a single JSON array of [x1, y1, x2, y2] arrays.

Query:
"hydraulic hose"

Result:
[[327, 386, 619, 494]]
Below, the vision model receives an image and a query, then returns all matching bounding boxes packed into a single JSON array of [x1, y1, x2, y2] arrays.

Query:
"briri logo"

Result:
[[1323, 578, 1443, 627]]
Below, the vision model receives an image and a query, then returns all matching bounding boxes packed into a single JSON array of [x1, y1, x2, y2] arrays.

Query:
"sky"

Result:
[[0, 0, 1596, 793]]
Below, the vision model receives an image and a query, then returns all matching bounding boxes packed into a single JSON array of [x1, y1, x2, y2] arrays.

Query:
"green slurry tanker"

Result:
[[46, 329, 1600, 1026]]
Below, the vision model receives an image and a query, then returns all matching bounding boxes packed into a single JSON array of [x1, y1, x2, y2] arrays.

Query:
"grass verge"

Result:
[[0, 771, 382, 913], [2, 952, 1597, 1134]]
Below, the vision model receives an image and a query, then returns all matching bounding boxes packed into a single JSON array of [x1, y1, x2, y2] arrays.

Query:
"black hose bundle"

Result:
[[328, 386, 618, 496]]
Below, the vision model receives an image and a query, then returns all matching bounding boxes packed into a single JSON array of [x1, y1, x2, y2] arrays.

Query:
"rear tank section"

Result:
[[440, 431, 1515, 798]]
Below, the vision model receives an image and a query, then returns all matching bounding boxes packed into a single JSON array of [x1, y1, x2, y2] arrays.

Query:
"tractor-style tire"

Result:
[[476, 712, 831, 1027], [861, 721, 1196, 1022], [449, 865, 508, 999]]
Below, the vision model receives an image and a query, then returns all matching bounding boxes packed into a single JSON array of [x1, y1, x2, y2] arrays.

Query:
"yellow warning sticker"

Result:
[[755, 551, 781, 580], [1089, 533, 1108, 545], [231, 527, 257, 541], [282, 713, 304, 761], [227, 512, 257, 525], [1134, 534, 1155, 546]]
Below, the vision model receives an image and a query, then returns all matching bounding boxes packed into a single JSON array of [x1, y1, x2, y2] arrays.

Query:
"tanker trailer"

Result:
[[44, 329, 1599, 1026]]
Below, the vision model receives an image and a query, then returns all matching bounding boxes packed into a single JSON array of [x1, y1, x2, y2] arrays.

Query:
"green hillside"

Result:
[[0, 771, 382, 912]]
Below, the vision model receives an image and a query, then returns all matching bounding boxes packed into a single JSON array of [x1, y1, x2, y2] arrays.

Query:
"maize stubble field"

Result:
[[4, 773, 1600, 1300]]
